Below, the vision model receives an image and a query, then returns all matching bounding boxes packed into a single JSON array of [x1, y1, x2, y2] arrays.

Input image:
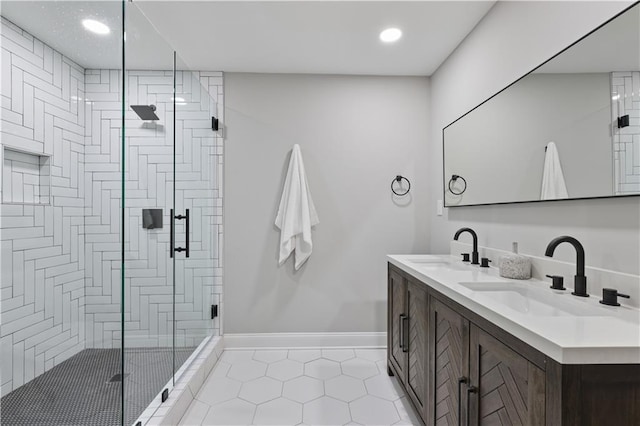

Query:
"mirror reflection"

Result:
[[443, 3, 640, 206]]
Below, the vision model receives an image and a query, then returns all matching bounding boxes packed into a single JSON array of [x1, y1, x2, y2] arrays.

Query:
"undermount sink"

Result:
[[459, 281, 605, 317], [407, 258, 467, 271]]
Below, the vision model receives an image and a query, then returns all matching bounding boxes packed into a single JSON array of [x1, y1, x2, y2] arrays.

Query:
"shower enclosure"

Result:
[[0, 1, 222, 424]]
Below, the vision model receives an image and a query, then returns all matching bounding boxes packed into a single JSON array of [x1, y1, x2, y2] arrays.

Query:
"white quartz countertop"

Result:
[[388, 254, 640, 364]]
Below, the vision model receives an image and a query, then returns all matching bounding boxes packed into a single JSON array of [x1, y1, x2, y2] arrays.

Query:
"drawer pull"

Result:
[[399, 314, 406, 351], [466, 384, 478, 426], [458, 377, 468, 426], [401, 315, 409, 353]]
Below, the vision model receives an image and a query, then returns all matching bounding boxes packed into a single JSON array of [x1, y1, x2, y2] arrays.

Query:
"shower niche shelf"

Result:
[[2, 146, 51, 205]]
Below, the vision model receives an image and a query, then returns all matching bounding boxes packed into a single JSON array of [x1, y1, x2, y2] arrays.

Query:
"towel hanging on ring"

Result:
[[275, 144, 319, 270]]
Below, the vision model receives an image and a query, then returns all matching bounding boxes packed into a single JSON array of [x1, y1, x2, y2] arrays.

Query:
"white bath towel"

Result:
[[275, 144, 319, 270], [541, 141, 569, 200]]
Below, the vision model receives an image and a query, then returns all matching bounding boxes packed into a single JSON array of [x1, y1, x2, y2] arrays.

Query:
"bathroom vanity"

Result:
[[387, 255, 640, 426]]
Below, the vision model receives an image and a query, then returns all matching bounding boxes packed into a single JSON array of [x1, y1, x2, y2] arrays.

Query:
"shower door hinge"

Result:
[[211, 304, 219, 319], [618, 114, 630, 128]]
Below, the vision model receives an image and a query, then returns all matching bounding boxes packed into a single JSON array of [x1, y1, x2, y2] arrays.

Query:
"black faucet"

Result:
[[454, 227, 479, 265], [544, 236, 588, 297]]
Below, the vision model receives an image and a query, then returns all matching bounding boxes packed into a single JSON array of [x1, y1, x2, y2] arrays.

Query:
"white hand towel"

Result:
[[541, 141, 569, 200], [275, 144, 319, 270]]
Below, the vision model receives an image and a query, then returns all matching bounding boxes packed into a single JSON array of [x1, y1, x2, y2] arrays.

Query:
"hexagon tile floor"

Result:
[[178, 348, 420, 425]]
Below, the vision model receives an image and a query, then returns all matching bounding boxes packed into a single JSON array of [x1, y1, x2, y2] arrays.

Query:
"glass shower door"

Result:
[[122, 5, 219, 423], [122, 4, 176, 424], [171, 57, 220, 380]]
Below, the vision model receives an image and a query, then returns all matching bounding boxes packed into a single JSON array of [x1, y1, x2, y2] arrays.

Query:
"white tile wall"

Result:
[[2, 147, 51, 205], [1, 17, 86, 397], [1, 16, 224, 397], [83, 69, 224, 349], [611, 71, 640, 194]]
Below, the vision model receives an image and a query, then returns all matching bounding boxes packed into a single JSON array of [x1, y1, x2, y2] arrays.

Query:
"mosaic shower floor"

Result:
[[1, 347, 195, 426]]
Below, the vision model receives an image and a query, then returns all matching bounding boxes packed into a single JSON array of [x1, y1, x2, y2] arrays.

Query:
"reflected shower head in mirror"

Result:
[[130, 104, 159, 120]]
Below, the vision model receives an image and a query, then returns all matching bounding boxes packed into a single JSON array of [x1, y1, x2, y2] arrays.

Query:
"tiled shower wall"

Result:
[[2, 148, 51, 204], [1, 17, 87, 396], [1, 17, 223, 396], [611, 71, 640, 194], [84, 69, 223, 348]]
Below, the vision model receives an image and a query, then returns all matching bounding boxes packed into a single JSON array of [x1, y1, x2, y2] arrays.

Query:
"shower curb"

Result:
[[137, 336, 225, 426]]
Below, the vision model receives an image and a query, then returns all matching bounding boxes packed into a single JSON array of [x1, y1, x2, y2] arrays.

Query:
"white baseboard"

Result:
[[223, 332, 387, 349]]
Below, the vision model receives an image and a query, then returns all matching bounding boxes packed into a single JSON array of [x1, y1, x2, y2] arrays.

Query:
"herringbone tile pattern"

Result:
[[83, 68, 223, 350], [612, 71, 640, 194], [1, 15, 224, 399], [1, 16, 88, 397]]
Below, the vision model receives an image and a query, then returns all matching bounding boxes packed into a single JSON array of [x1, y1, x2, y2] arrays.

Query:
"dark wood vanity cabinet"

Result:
[[387, 270, 429, 420], [431, 297, 469, 425], [468, 325, 546, 425], [430, 297, 544, 426], [387, 263, 640, 426], [406, 279, 429, 418], [388, 268, 407, 378]]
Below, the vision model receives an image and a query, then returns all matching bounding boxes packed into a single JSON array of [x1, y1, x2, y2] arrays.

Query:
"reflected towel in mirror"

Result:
[[541, 141, 569, 200]]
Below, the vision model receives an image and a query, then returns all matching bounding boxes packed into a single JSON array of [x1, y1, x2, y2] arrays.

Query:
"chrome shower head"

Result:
[[130, 104, 159, 121]]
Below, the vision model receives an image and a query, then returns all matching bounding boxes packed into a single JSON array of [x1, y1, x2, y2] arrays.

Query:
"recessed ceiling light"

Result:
[[380, 28, 402, 43], [82, 19, 110, 35]]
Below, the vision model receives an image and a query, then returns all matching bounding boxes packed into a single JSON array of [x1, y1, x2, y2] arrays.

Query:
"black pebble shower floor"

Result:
[[0, 347, 196, 426]]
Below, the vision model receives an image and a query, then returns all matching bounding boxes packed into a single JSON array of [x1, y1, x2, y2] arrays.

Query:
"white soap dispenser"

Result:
[[498, 242, 532, 280]]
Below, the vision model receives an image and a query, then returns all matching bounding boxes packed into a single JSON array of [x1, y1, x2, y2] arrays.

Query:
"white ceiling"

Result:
[[135, 0, 495, 75], [1, 1, 175, 70], [1, 1, 496, 75], [2, 1, 118, 69]]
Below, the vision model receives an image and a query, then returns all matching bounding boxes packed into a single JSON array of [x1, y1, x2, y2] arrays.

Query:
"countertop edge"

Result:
[[387, 254, 640, 365]]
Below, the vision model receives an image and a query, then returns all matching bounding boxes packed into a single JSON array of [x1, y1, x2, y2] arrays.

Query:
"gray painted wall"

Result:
[[224, 73, 429, 333], [429, 1, 640, 275]]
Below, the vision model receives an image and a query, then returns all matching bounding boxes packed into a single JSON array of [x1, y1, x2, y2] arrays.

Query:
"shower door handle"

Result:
[[170, 208, 190, 258]]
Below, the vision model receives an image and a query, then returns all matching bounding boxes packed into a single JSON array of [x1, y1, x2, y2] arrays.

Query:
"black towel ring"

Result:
[[448, 174, 467, 195], [391, 175, 411, 196]]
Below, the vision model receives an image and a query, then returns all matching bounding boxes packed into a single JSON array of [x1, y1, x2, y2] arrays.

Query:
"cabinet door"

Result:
[[469, 326, 545, 426], [406, 278, 429, 420], [431, 298, 470, 426], [388, 268, 407, 377]]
